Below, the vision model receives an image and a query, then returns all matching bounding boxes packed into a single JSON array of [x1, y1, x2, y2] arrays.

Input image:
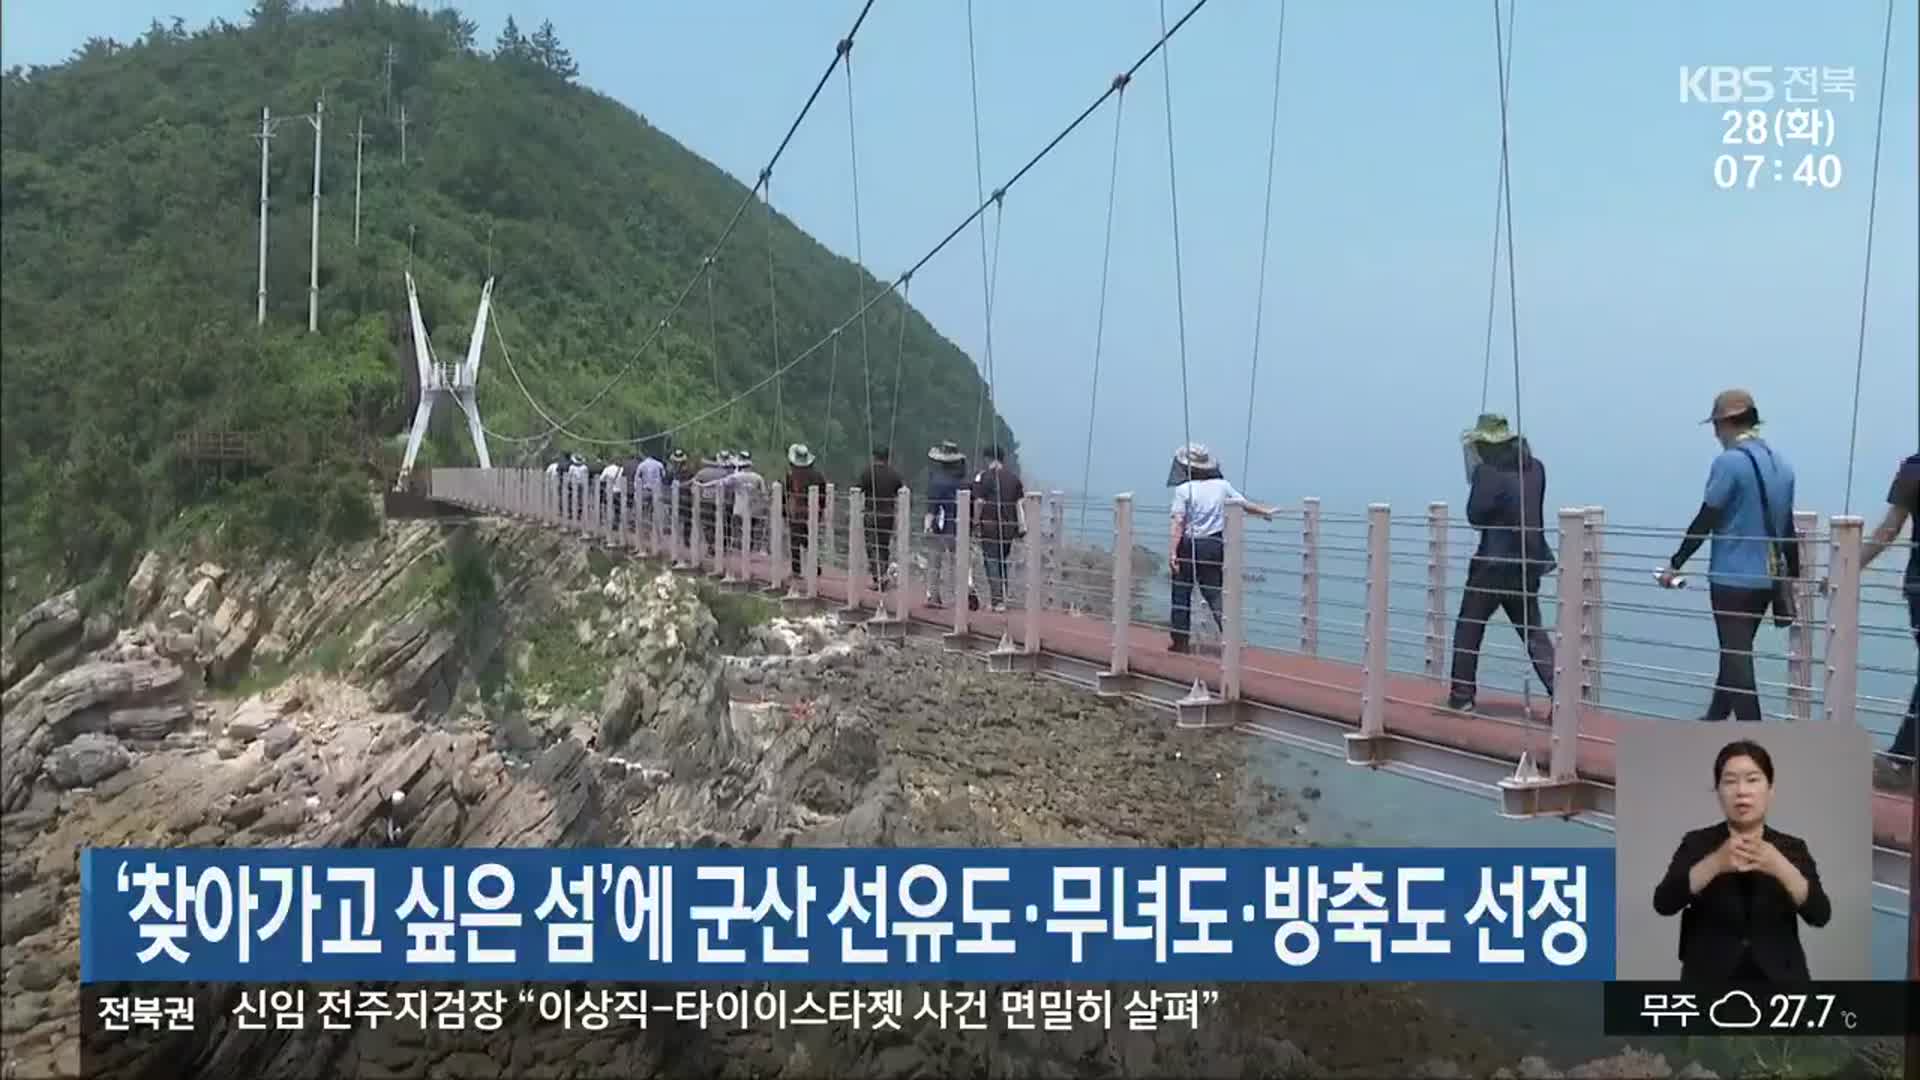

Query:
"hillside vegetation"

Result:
[[0, 0, 1014, 618]]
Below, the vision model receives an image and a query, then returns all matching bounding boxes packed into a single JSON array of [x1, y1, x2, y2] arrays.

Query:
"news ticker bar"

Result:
[[1603, 981, 1917, 1038], [80, 982, 1917, 1043]]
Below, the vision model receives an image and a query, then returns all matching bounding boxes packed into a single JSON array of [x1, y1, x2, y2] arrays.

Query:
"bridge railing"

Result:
[[429, 468, 1907, 774]]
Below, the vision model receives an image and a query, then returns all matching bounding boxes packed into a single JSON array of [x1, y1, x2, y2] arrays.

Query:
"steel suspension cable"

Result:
[[527, 0, 878, 441], [886, 277, 913, 455], [765, 172, 783, 451], [1843, 0, 1896, 514], [1477, 0, 1516, 413], [971, 203, 1006, 455], [1491, 0, 1535, 720], [843, 40, 877, 462], [705, 258, 723, 435], [578, 0, 1215, 453], [1242, 0, 1287, 489], [1158, 0, 1194, 462], [965, 0, 1000, 454], [824, 331, 841, 462], [1078, 80, 1128, 537]]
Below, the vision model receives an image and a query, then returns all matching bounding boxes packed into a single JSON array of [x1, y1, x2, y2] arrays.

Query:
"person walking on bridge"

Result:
[[634, 446, 665, 537], [970, 445, 1026, 612], [669, 449, 696, 547], [856, 447, 907, 593], [782, 444, 826, 580], [598, 458, 623, 531], [923, 441, 968, 608], [732, 450, 768, 556], [1860, 450, 1919, 777], [565, 453, 589, 524], [1447, 415, 1557, 712], [1165, 443, 1278, 654], [693, 452, 730, 561], [1659, 390, 1801, 724]]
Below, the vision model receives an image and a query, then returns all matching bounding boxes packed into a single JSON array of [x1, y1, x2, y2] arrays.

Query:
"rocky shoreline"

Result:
[[0, 518, 1762, 1078]]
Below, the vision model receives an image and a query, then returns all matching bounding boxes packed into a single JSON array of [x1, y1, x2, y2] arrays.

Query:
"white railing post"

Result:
[[770, 488, 788, 591], [1549, 508, 1589, 782], [821, 483, 838, 599], [1822, 516, 1863, 727], [731, 492, 750, 584], [845, 489, 866, 613], [1301, 497, 1321, 656], [952, 491, 972, 637], [1789, 509, 1821, 723], [1361, 504, 1389, 737], [1110, 494, 1133, 675], [894, 488, 912, 622], [1582, 506, 1605, 703], [1223, 499, 1246, 702], [689, 484, 704, 571], [1022, 491, 1044, 654], [1047, 491, 1066, 611], [1425, 502, 1448, 678], [805, 486, 822, 599], [667, 481, 682, 565]]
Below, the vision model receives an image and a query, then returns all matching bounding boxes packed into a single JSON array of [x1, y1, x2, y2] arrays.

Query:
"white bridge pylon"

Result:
[[398, 271, 494, 486]]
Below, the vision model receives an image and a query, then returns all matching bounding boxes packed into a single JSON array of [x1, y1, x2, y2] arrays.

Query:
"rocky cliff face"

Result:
[[0, 517, 1770, 1079]]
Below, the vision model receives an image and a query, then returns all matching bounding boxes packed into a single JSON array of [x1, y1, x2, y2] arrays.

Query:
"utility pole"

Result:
[[353, 115, 368, 246], [254, 105, 275, 327], [397, 104, 409, 167], [306, 97, 323, 334]]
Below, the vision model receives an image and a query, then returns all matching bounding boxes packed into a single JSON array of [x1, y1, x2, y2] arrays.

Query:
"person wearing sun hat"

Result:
[[1165, 443, 1278, 653], [781, 443, 826, 578], [1658, 389, 1801, 723], [1447, 413, 1557, 712], [923, 440, 969, 608]]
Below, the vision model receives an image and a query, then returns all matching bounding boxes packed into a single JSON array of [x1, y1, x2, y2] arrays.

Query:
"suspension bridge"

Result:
[[384, 0, 1914, 928]]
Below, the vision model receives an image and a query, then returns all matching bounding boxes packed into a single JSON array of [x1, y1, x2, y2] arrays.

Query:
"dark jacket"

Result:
[[970, 465, 1026, 544], [926, 464, 966, 537], [1466, 441, 1555, 581], [856, 463, 906, 519], [783, 465, 827, 523], [1652, 822, 1829, 983]]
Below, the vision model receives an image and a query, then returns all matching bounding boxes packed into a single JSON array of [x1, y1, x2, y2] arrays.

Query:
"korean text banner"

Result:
[[81, 847, 1615, 983]]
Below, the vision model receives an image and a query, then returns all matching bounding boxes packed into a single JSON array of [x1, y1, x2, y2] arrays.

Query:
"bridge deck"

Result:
[[785, 561, 1914, 857]]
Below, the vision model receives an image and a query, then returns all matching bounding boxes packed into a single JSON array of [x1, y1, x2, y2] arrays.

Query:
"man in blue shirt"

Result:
[[1861, 451, 1920, 774], [1660, 389, 1801, 723]]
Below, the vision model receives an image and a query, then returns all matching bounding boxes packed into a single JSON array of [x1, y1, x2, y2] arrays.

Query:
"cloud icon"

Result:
[[1709, 989, 1763, 1029]]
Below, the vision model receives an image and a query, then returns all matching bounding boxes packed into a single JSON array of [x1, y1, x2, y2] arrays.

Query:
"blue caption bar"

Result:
[[81, 847, 1615, 983]]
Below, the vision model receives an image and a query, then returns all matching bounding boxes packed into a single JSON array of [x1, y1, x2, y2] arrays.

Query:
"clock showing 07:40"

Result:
[[1714, 152, 1843, 190]]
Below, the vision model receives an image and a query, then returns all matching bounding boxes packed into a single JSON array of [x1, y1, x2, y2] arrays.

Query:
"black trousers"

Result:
[[866, 523, 895, 585], [1892, 591, 1918, 761], [1706, 585, 1774, 722], [1171, 535, 1226, 645], [788, 520, 810, 576], [1449, 564, 1555, 700], [979, 538, 1013, 605]]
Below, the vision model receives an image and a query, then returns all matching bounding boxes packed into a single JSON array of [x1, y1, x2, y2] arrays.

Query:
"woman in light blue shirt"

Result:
[[1166, 443, 1277, 653]]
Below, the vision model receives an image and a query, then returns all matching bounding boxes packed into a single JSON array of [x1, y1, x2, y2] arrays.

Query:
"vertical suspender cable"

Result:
[[1242, 0, 1287, 488], [1843, 0, 1895, 514], [706, 259, 722, 438], [965, 0, 1001, 455], [1158, 0, 1194, 461], [1478, 0, 1517, 413], [764, 172, 783, 450], [824, 332, 841, 463], [843, 40, 877, 462], [887, 278, 913, 455], [1491, 0, 1534, 717], [1079, 81, 1128, 536]]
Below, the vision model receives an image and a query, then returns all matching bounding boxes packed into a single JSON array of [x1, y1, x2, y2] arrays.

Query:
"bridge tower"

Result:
[[397, 272, 494, 487]]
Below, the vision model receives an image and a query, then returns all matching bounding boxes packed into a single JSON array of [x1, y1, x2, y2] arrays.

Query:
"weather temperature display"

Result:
[[1603, 981, 1917, 1038]]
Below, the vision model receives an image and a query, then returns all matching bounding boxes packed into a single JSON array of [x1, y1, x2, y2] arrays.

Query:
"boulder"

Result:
[[2, 589, 82, 689], [261, 723, 301, 761], [123, 551, 165, 621], [2, 658, 185, 810], [43, 733, 132, 789]]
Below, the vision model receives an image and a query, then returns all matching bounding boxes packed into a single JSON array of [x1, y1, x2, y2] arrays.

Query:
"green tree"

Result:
[[494, 17, 528, 62], [529, 20, 578, 82]]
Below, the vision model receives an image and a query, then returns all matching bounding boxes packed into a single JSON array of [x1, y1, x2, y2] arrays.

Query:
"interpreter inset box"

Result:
[[1613, 720, 1872, 982]]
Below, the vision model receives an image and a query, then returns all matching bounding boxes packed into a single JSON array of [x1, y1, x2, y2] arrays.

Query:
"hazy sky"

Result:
[[6, 0, 1917, 528]]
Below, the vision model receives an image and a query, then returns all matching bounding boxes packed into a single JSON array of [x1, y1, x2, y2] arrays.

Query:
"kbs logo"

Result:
[[1679, 66, 1775, 104]]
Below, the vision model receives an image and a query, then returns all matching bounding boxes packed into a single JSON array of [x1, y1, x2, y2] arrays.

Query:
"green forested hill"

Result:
[[0, 0, 1013, 615]]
